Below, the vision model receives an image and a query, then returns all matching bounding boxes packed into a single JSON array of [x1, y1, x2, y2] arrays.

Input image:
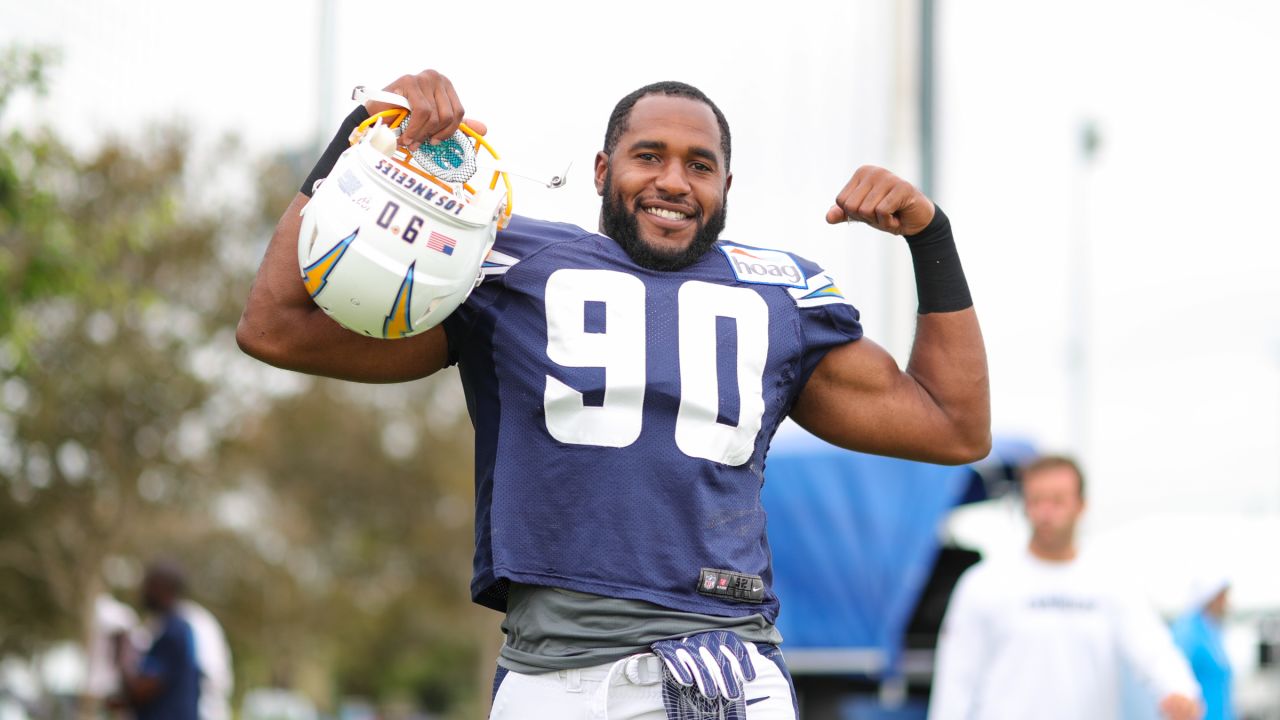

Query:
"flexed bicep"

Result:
[[790, 306, 989, 465]]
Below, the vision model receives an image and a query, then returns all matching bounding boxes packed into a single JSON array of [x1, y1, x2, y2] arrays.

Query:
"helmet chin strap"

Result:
[[351, 85, 411, 109], [352, 85, 571, 190], [489, 160, 572, 189]]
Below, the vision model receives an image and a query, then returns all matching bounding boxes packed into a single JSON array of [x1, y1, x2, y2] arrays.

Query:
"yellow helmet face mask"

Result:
[[350, 106, 515, 229], [296, 90, 513, 339]]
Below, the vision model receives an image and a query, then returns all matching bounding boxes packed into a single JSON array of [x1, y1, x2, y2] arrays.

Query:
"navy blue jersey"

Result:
[[444, 216, 862, 622], [137, 613, 200, 720]]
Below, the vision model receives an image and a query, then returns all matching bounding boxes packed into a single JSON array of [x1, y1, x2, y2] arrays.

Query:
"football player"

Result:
[[238, 69, 990, 719]]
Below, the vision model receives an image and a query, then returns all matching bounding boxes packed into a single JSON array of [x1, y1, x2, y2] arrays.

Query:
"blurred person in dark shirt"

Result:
[[112, 560, 200, 720]]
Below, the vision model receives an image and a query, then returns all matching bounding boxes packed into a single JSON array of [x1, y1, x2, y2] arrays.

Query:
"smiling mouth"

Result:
[[644, 207, 690, 221]]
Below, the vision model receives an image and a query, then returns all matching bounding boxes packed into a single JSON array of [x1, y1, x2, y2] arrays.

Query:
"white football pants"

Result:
[[489, 642, 797, 720]]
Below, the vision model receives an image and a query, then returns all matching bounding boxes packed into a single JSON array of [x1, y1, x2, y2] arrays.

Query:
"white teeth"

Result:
[[645, 207, 688, 220]]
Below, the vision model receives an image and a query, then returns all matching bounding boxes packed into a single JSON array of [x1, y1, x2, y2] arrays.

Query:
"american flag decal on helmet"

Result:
[[427, 230, 456, 256]]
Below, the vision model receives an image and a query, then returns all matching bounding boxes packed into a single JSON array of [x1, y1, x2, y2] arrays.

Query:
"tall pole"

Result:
[[1068, 122, 1100, 459], [315, 0, 337, 154], [919, 0, 936, 199], [874, 0, 937, 702], [885, 0, 931, 360]]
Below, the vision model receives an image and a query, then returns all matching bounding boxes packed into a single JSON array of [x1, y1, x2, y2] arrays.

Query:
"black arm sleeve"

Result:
[[904, 205, 973, 314], [299, 104, 371, 197]]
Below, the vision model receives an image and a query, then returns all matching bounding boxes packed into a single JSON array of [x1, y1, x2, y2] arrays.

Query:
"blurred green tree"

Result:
[[0, 44, 268, 715], [0, 46, 493, 719], [0, 44, 70, 355]]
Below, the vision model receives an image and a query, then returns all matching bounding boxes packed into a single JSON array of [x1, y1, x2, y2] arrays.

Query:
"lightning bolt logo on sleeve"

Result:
[[789, 274, 851, 308]]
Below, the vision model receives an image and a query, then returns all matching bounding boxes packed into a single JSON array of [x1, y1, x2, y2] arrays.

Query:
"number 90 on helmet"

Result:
[[297, 111, 511, 339]]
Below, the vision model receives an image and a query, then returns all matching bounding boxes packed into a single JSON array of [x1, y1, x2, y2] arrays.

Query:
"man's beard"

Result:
[[600, 174, 727, 272]]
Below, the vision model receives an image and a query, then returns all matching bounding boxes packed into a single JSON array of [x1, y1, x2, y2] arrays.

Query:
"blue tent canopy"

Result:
[[761, 429, 1032, 676]]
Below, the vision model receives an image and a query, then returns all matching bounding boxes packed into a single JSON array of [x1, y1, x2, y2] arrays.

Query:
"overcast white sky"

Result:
[[4, 0, 1279, 534]]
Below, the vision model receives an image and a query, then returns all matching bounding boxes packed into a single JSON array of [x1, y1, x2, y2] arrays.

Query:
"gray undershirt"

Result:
[[498, 582, 784, 674]]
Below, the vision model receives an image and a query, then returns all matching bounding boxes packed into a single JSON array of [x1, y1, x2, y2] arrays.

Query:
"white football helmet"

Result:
[[297, 89, 513, 339]]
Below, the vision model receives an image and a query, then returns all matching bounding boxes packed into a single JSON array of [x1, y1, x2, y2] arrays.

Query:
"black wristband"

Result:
[[904, 205, 973, 314], [300, 105, 371, 197]]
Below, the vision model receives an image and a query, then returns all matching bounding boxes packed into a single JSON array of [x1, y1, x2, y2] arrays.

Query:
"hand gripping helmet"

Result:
[[297, 89, 513, 339]]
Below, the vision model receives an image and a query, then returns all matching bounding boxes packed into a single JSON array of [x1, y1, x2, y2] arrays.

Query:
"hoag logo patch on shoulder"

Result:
[[719, 245, 807, 289]]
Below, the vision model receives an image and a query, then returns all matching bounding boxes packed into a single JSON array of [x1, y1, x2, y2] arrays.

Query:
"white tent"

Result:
[[1089, 513, 1280, 617]]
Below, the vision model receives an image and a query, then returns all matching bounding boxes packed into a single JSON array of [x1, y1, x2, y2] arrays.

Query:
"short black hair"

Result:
[[144, 558, 188, 595], [603, 81, 732, 170], [1020, 454, 1087, 500]]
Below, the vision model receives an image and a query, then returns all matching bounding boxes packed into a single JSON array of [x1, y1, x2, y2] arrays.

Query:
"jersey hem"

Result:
[[488, 570, 780, 624]]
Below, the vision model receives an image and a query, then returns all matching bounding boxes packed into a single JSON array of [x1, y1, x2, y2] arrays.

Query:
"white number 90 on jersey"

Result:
[[544, 269, 769, 467]]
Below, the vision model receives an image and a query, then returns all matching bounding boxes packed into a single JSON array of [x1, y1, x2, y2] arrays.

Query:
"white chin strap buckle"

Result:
[[492, 160, 572, 189], [351, 85, 411, 109]]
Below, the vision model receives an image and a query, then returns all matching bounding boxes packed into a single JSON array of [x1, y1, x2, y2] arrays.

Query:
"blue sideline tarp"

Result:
[[761, 429, 1029, 676]]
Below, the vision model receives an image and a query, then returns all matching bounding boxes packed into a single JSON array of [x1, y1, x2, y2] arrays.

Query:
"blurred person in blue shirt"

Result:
[[113, 561, 201, 720], [1173, 576, 1234, 720]]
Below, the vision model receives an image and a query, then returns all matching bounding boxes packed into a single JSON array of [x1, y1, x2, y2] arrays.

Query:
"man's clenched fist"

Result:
[[365, 69, 487, 150], [826, 165, 935, 236]]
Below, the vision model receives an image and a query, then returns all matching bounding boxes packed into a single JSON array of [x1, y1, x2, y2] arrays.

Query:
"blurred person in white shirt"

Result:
[[928, 455, 1202, 720], [179, 599, 233, 720], [86, 593, 141, 715]]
